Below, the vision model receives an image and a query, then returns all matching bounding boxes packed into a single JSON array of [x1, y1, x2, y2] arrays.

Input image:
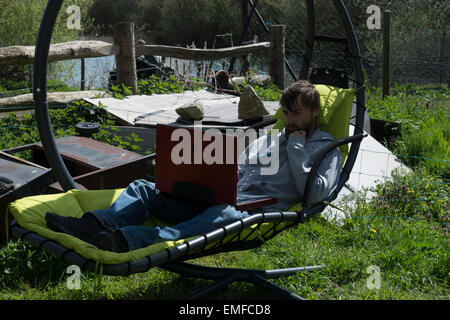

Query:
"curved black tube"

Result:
[[302, 133, 367, 209], [33, 0, 77, 191], [333, 0, 366, 192]]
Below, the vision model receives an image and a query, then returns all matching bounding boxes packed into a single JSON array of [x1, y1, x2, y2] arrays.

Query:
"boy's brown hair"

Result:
[[280, 80, 320, 112]]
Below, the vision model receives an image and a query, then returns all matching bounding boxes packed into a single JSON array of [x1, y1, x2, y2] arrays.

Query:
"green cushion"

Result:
[[316, 84, 350, 124], [270, 84, 355, 163], [9, 190, 192, 264], [9, 189, 296, 264]]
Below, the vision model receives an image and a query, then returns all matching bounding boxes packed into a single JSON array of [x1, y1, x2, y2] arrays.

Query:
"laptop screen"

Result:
[[155, 124, 238, 206]]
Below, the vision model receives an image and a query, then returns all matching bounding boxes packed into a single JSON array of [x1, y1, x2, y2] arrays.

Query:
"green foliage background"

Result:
[[0, 0, 93, 47], [0, 0, 94, 81]]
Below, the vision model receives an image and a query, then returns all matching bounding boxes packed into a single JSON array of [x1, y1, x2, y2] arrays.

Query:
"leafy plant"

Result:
[[0, 241, 69, 289], [138, 75, 203, 95], [236, 71, 283, 102], [367, 168, 449, 226], [110, 83, 133, 99], [0, 101, 143, 160]]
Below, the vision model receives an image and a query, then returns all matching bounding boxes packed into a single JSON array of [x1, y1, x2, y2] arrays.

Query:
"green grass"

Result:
[[366, 83, 449, 179], [1, 209, 447, 300], [0, 79, 79, 97], [0, 82, 448, 300]]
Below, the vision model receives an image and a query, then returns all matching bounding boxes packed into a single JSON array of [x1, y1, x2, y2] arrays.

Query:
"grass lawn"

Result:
[[0, 81, 448, 300], [0, 207, 447, 300]]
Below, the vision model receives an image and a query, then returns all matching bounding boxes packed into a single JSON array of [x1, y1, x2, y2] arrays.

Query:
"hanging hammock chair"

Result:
[[8, 0, 368, 300]]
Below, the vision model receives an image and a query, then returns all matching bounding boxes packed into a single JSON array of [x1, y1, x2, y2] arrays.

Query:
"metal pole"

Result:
[[228, 0, 258, 73], [382, 10, 390, 98], [28, 65, 33, 93], [439, 30, 446, 84], [242, 0, 248, 29], [299, 0, 316, 80], [80, 58, 85, 91]]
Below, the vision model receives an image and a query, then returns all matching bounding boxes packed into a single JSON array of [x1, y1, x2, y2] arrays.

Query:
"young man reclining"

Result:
[[46, 80, 341, 252]]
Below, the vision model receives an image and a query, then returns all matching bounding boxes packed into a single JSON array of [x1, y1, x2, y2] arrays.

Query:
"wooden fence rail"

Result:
[[0, 41, 119, 65], [135, 42, 272, 60]]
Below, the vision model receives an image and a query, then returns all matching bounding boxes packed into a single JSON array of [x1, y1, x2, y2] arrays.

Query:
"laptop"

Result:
[[155, 124, 276, 211]]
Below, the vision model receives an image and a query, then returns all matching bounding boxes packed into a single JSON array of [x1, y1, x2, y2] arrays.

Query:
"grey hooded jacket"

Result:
[[236, 127, 341, 212]]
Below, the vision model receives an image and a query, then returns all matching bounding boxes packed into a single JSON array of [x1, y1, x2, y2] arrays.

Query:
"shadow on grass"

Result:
[[113, 271, 285, 300]]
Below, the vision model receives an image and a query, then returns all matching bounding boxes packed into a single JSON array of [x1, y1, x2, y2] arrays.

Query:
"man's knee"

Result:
[[130, 179, 154, 188], [128, 179, 157, 194]]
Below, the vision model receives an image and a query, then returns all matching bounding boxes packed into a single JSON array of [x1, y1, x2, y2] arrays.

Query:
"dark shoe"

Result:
[[92, 230, 129, 253], [45, 212, 110, 243]]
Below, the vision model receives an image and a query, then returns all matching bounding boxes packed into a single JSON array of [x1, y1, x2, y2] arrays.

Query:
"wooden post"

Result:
[[113, 22, 138, 94], [382, 10, 390, 98], [269, 25, 285, 90], [80, 58, 85, 91]]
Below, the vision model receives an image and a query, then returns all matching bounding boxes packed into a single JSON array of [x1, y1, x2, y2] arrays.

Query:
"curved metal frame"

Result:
[[11, 211, 325, 299], [299, 0, 366, 221], [33, 0, 77, 191], [33, 0, 366, 196], [25, 0, 367, 299]]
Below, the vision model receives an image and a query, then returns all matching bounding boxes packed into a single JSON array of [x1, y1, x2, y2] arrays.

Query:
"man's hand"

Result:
[[290, 129, 307, 139]]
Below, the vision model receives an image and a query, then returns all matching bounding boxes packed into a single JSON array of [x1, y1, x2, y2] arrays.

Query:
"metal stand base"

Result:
[[161, 262, 323, 300]]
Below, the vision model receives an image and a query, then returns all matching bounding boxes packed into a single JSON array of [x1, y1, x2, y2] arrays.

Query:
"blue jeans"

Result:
[[90, 179, 249, 250]]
